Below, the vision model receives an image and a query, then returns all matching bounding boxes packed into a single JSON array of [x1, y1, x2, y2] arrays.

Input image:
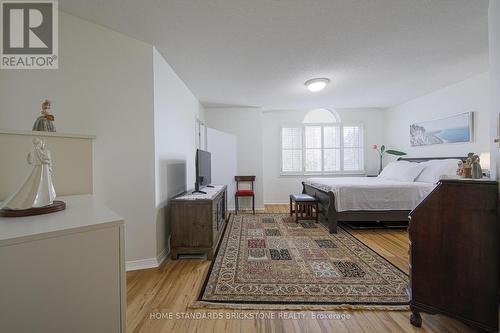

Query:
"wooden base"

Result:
[[171, 247, 213, 260], [170, 186, 227, 261], [0, 201, 66, 217]]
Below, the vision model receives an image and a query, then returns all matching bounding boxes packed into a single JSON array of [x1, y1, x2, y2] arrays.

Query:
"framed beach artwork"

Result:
[[410, 112, 473, 146]]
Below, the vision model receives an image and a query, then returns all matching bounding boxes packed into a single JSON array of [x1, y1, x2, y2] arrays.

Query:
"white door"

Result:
[[207, 128, 238, 210]]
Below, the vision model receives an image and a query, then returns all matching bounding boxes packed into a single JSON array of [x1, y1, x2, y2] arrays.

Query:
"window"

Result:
[[281, 127, 302, 172], [281, 109, 364, 174], [343, 125, 364, 171], [303, 108, 339, 123]]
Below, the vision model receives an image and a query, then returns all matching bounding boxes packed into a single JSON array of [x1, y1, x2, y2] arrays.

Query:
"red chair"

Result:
[[235, 176, 255, 215]]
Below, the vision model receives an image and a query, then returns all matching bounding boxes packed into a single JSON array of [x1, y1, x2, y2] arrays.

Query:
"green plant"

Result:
[[372, 144, 407, 173]]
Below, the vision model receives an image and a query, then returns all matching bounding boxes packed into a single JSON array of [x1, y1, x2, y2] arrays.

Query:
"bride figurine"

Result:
[[1, 138, 57, 210]]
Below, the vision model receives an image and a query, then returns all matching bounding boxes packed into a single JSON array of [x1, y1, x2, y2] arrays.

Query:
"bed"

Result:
[[302, 157, 465, 233]]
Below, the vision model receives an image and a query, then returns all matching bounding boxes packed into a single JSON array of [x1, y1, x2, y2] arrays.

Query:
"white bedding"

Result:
[[304, 177, 436, 212]]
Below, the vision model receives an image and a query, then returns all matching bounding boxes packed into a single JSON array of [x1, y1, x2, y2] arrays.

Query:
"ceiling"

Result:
[[60, 0, 489, 110]]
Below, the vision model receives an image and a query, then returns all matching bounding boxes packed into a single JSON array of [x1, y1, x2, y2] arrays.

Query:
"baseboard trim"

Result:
[[156, 247, 168, 266], [125, 244, 169, 272], [125, 257, 157, 271]]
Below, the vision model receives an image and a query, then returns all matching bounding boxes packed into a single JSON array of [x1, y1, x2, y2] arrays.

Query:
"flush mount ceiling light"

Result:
[[305, 78, 330, 92]]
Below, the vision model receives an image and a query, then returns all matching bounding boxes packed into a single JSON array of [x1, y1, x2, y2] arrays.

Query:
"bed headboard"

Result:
[[397, 156, 467, 163]]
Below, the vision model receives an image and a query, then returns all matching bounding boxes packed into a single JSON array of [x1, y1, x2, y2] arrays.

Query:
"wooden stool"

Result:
[[289, 194, 319, 223]]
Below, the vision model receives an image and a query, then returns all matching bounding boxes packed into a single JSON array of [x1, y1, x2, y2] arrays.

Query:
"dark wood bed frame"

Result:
[[302, 157, 466, 233]]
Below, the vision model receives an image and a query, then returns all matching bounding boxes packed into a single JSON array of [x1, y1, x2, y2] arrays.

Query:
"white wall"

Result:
[[383, 73, 490, 160], [205, 108, 264, 210], [0, 13, 207, 266], [262, 108, 384, 204], [0, 12, 163, 266], [489, 1, 500, 180], [152, 48, 205, 259], [207, 128, 238, 210]]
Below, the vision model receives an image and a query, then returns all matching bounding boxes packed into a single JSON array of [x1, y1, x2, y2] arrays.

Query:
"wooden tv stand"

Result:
[[170, 185, 227, 260]]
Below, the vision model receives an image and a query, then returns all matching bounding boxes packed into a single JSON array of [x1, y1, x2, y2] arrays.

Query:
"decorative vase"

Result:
[[463, 167, 472, 178]]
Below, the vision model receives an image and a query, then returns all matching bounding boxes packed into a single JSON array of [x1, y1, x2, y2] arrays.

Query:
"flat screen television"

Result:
[[194, 149, 212, 194]]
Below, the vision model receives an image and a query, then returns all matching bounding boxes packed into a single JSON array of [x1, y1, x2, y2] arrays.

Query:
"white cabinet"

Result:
[[0, 195, 125, 333]]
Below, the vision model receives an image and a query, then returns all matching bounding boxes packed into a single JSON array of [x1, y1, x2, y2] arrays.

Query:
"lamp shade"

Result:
[[479, 152, 490, 170]]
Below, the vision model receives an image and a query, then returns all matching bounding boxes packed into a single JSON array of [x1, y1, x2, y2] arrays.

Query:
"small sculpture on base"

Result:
[[457, 153, 483, 179], [471, 154, 483, 179], [456, 160, 464, 177], [32, 99, 56, 132], [0, 138, 65, 217]]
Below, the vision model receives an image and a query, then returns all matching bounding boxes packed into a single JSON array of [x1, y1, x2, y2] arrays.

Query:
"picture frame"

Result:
[[410, 112, 473, 147]]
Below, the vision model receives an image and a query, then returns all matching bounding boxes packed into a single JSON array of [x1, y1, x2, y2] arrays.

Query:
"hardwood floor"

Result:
[[127, 205, 480, 333]]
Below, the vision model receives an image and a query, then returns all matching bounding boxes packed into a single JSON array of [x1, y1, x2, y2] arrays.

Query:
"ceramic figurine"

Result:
[[460, 153, 472, 178], [456, 161, 464, 177], [465, 152, 474, 166], [32, 99, 56, 132], [0, 138, 56, 210], [471, 154, 483, 179]]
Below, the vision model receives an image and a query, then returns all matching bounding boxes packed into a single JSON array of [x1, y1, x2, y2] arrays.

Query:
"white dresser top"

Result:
[[173, 184, 226, 201], [0, 195, 123, 245]]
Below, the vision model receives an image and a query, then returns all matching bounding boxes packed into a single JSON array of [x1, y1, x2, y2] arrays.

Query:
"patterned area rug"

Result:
[[195, 214, 409, 310]]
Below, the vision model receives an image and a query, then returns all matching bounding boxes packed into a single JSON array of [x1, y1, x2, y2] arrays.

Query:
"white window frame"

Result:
[[196, 118, 207, 150], [280, 122, 366, 176], [281, 126, 303, 174]]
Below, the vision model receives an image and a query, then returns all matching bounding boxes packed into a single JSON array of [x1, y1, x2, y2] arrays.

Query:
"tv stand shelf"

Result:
[[170, 185, 227, 260]]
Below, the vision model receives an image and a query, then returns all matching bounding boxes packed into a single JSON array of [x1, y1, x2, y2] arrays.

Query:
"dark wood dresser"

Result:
[[408, 179, 499, 332], [170, 185, 227, 260]]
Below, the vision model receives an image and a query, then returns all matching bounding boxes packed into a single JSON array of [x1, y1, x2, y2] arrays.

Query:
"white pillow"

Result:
[[378, 161, 425, 182], [415, 159, 460, 183]]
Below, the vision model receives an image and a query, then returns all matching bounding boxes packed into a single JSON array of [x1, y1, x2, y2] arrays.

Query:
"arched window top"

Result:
[[303, 108, 340, 124]]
